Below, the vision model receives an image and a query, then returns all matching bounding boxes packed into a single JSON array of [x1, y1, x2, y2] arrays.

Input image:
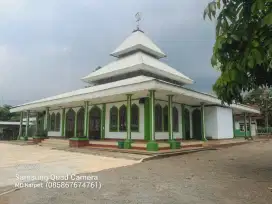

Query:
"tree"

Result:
[[0, 105, 21, 121], [204, 0, 272, 104], [243, 87, 272, 126]]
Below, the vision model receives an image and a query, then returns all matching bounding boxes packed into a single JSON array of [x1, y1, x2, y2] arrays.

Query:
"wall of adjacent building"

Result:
[[216, 107, 233, 139], [204, 106, 218, 139]]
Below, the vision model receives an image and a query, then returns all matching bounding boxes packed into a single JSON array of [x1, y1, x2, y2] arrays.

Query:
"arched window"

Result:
[[173, 107, 179, 132], [77, 108, 85, 137], [119, 105, 126, 131], [50, 113, 55, 131], [55, 112, 61, 131], [110, 106, 118, 131], [155, 104, 162, 132], [66, 109, 75, 138], [163, 106, 168, 132], [131, 104, 139, 132]]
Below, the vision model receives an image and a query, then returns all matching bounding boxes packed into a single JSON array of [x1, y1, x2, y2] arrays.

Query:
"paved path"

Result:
[[0, 143, 139, 188], [1, 140, 272, 204]]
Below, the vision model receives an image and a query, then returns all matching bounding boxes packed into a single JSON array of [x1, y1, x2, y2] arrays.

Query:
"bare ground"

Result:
[[1, 140, 272, 204]]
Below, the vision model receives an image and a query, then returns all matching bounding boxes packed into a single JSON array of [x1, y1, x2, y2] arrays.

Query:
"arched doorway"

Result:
[[76, 108, 85, 137], [192, 109, 202, 140], [184, 108, 191, 140], [89, 106, 101, 140], [66, 109, 75, 138]]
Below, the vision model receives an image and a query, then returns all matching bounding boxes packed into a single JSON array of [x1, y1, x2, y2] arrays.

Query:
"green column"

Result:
[[74, 110, 78, 138], [168, 95, 173, 140], [101, 103, 106, 139], [200, 103, 207, 141], [249, 115, 252, 137], [35, 112, 39, 136], [124, 94, 132, 149], [84, 101, 89, 137], [18, 112, 23, 140], [45, 107, 50, 131], [181, 104, 186, 140], [232, 110, 236, 138], [61, 108, 65, 137], [25, 110, 30, 140], [244, 112, 247, 138], [147, 90, 158, 151]]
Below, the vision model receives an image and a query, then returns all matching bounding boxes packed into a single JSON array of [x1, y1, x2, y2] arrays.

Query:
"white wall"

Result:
[[154, 100, 182, 140], [204, 106, 218, 139], [105, 100, 144, 140], [216, 107, 233, 139]]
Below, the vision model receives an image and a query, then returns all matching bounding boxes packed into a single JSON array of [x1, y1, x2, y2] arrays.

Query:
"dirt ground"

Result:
[[1, 140, 272, 204]]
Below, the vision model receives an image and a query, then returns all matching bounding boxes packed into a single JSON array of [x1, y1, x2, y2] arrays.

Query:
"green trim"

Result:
[[25, 110, 30, 138], [146, 141, 158, 151], [200, 104, 207, 141], [181, 104, 185, 139], [62, 109, 66, 137], [149, 90, 155, 141], [18, 112, 23, 140], [232, 109, 235, 138], [46, 107, 50, 131], [144, 97, 150, 141], [244, 113, 247, 138], [169, 140, 181, 149], [74, 111, 78, 137], [124, 139, 132, 149], [168, 95, 173, 140], [101, 103, 106, 139], [69, 137, 89, 141], [84, 102, 89, 137], [126, 94, 132, 140]]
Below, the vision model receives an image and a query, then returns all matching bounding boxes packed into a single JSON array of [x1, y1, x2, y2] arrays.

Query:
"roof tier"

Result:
[[82, 52, 194, 85], [111, 30, 166, 59]]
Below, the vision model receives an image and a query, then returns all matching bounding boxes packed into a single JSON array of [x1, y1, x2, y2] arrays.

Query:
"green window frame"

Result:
[[109, 106, 118, 132], [119, 105, 127, 132], [155, 104, 162, 132], [131, 104, 139, 132]]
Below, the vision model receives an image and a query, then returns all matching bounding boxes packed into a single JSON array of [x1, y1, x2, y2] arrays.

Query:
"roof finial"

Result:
[[133, 12, 143, 32]]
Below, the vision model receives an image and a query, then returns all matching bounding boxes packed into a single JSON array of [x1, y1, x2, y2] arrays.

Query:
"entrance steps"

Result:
[[39, 138, 69, 148]]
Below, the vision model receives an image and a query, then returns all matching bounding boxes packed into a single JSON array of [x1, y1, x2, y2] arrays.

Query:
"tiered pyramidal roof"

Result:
[[82, 29, 193, 85]]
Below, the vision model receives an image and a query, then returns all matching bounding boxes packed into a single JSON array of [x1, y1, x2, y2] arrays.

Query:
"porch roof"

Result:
[[10, 76, 260, 114]]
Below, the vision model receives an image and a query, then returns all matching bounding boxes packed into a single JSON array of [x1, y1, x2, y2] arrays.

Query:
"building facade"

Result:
[[11, 28, 260, 150]]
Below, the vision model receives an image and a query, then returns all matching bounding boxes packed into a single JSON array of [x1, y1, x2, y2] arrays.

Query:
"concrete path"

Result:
[[0, 143, 139, 187]]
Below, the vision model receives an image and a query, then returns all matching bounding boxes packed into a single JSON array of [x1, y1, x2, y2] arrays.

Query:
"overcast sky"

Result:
[[0, 0, 220, 106]]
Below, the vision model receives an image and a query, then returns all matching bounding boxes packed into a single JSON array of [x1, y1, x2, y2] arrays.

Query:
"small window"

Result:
[[110, 106, 118, 131], [173, 107, 179, 132], [119, 105, 127, 131], [131, 104, 139, 132], [163, 106, 168, 132], [55, 113, 61, 131], [50, 113, 55, 131], [239, 123, 245, 132], [155, 104, 162, 132]]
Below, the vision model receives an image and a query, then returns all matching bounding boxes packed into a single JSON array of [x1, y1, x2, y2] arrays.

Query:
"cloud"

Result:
[[0, 0, 217, 106]]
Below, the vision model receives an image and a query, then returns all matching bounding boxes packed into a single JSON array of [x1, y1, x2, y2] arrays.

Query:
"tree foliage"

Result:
[[204, 0, 272, 104], [0, 105, 21, 121], [243, 87, 272, 125]]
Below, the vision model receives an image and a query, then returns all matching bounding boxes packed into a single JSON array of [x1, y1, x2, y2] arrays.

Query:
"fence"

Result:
[[257, 127, 272, 134]]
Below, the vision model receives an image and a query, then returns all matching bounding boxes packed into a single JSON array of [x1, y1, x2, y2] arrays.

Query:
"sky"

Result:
[[0, 0, 220, 106]]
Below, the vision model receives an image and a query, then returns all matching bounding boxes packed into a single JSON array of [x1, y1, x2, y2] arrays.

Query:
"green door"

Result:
[[192, 109, 202, 140]]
